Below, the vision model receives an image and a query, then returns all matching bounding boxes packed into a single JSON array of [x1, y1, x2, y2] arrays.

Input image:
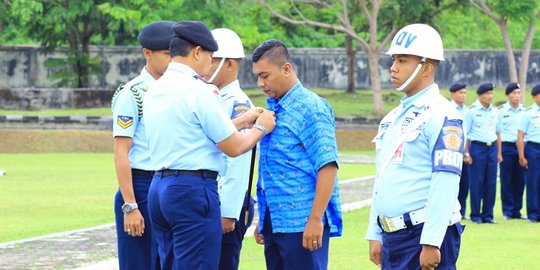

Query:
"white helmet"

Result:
[[211, 28, 245, 59], [386, 23, 444, 61]]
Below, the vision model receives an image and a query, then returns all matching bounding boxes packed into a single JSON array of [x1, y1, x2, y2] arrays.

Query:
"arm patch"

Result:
[[231, 100, 251, 119], [432, 117, 464, 175]]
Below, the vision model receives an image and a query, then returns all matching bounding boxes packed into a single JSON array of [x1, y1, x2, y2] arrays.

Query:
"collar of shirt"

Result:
[[266, 80, 303, 111], [219, 80, 240, 99], [501, 101, 524, 112], [400, 83, 439, 110], [450, 99, 466, 110], [140, 66, 157, 85], [472, 99, 492, 111], [166, 62, 198, 76]]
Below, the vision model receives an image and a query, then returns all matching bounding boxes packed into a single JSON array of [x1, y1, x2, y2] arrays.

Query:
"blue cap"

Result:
[[449, 82, 466, 92], [171, 21, 218, 52], [477, 83, 494, 95], [138, 21, 175, 50], [532, 84, 540, 96], [505, 82, 521, 95]]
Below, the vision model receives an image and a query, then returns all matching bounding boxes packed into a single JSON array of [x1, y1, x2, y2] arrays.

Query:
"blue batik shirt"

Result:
[[257, 81, 343, 237]]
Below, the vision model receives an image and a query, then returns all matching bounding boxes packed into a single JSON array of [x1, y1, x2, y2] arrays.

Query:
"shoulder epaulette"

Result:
[[469, 104, 477, 109], [497, 104, 503, 109], [526, 107, 532, 111]]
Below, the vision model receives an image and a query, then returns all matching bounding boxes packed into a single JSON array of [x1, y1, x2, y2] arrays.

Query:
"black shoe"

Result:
[[472, 220, 482, 224], [515, 215, 527, 220], [484, 220, 498, 224], [503, 215, 512, 220], [529, 219, 539, 223], [462, 216, 470, 220]]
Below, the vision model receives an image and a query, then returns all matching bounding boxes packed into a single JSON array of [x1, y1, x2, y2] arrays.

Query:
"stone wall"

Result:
[[1, 45, 540, 109]]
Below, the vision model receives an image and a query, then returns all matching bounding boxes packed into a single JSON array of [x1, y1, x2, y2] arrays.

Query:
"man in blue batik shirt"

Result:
[[366, 24, 464, 270], [251, 39, 342, 270]]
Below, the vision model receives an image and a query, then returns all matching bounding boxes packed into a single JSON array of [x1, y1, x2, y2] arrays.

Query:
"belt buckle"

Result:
[[379, 216, 396, 233], [486, 141, 492, 146]]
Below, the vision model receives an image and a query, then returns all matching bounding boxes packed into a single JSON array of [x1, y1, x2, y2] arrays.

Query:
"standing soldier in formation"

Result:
[[366, 24, 464, 269], [517, 84, 540, 223], [143, 21, 276, 270], [205, 28, 256, 270], [111, 21, 174, 270], [499, 82, 526, 220], [465, 83, 501, 224], [449, 82, 471, 219]]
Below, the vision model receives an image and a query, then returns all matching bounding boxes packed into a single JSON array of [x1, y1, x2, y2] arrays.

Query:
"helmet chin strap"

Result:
[[396, 57, 426, 91], [208, 58, 226, 83]]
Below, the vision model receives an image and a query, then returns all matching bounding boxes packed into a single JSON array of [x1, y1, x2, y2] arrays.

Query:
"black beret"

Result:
[[505, 82, 521, 95], [532, 84, 540, 96], [138, 21, 175, 50], [172, 20, 218, 52], [477, 83, 494, 95], [449, 82, 466, 92]]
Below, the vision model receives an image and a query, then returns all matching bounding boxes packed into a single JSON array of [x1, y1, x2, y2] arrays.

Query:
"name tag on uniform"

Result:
[[394, 143, 404, 164]]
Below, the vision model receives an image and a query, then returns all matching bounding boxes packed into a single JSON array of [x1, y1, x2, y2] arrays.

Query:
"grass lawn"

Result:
[[0, 87, 517, 118]]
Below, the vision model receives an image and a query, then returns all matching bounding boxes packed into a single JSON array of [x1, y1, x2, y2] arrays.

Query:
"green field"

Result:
[[0, 87, 520, 118]]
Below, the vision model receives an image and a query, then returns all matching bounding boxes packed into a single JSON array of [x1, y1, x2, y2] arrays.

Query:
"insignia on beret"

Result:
[[117, 115, 133, 129]]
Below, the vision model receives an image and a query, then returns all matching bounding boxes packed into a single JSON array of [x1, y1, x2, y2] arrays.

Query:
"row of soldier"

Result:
[[449, 82, 540, 224]]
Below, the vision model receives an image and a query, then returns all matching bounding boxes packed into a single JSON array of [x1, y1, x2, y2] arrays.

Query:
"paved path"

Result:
[[0, 156, 375, 270]]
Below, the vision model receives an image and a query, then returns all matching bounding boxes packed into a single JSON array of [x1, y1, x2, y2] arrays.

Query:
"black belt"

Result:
[[527, 141, 540, 147], [502, 141, 516, 146], [471, 140, 496, 147], [132, 169, 154, 178], [156, 169, 218, 179]]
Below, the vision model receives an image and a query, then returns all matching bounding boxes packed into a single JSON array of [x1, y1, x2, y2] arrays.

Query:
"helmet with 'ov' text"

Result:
[[386, 23, 445, 61], [211, 28, 245, 59]]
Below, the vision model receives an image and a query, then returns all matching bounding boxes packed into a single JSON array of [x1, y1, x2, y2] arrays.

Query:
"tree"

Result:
[[256, 0, 465, 115], [470, 0, 540, 95]]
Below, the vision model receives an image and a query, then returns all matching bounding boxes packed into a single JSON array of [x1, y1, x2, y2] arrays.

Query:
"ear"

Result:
[[226, 59, 234, 71], [142, 48, 152, 58], [192, 46, 203, 61], [282, 62, 292, 77], [422, 62, 434, 77]]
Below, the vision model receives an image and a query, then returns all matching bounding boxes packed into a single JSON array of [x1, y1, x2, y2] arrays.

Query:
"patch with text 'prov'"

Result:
[[432, 118, 464, 175], [116, 115, 133, 129]]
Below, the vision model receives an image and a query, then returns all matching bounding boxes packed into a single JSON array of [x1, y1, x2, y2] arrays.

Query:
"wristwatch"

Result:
[[122, 202, 138, 214], [253, 123, 267, 136], [464, 153, 470, 157]]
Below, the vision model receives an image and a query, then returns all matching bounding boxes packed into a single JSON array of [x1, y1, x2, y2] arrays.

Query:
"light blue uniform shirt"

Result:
[[518, 103, 540, 143], [143, 62, 237, 171], [218, 80, 254, 220], [451, 100, 471, 135], [257, 81, 343, 237], [499, 101, 524, 142], [465, 100, 500, 143], [366, 84, 464, 248], [111, 67, 155, 170]]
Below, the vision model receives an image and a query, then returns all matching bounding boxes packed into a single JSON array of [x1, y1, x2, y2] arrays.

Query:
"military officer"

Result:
[[111, 21, 174, 270], [143, 21, 276, 270], [499, 82, 526, 220], [449, 82, 471, 219], [517, 84, 540, 223], [366, 24, 464, 270], [464, 83, 501, 224], [205, 28, 255, 270]]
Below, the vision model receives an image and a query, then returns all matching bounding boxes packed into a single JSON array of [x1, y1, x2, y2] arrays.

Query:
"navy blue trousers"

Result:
[[381, 223, 463, 270], [219, 195, 255, 270], [500, 143, 525, 218], [525, 143, 540, 221], [148, 173, 221, 270], [262, 210, 330, 270], [469, 142, 498, 223], [114, 173, 160, 270], [458, 163, 470, 217]]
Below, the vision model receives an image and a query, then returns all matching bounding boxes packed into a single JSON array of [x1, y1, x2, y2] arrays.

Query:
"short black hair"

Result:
[[251, 39, 292, 66], [169, 37, 195, 57]]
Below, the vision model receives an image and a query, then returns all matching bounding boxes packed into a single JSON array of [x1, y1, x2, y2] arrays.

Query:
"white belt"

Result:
[[379, 206, 462, 233]]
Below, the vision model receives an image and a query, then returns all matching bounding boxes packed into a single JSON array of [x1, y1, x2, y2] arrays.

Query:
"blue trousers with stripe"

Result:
[[381, 223, 463, 270], [148, 173, 221, 270], [525, 143, 540, 221], [469, 142, 498, 223], [114, 174, 160, 270], [500, 143, 525, 218]]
